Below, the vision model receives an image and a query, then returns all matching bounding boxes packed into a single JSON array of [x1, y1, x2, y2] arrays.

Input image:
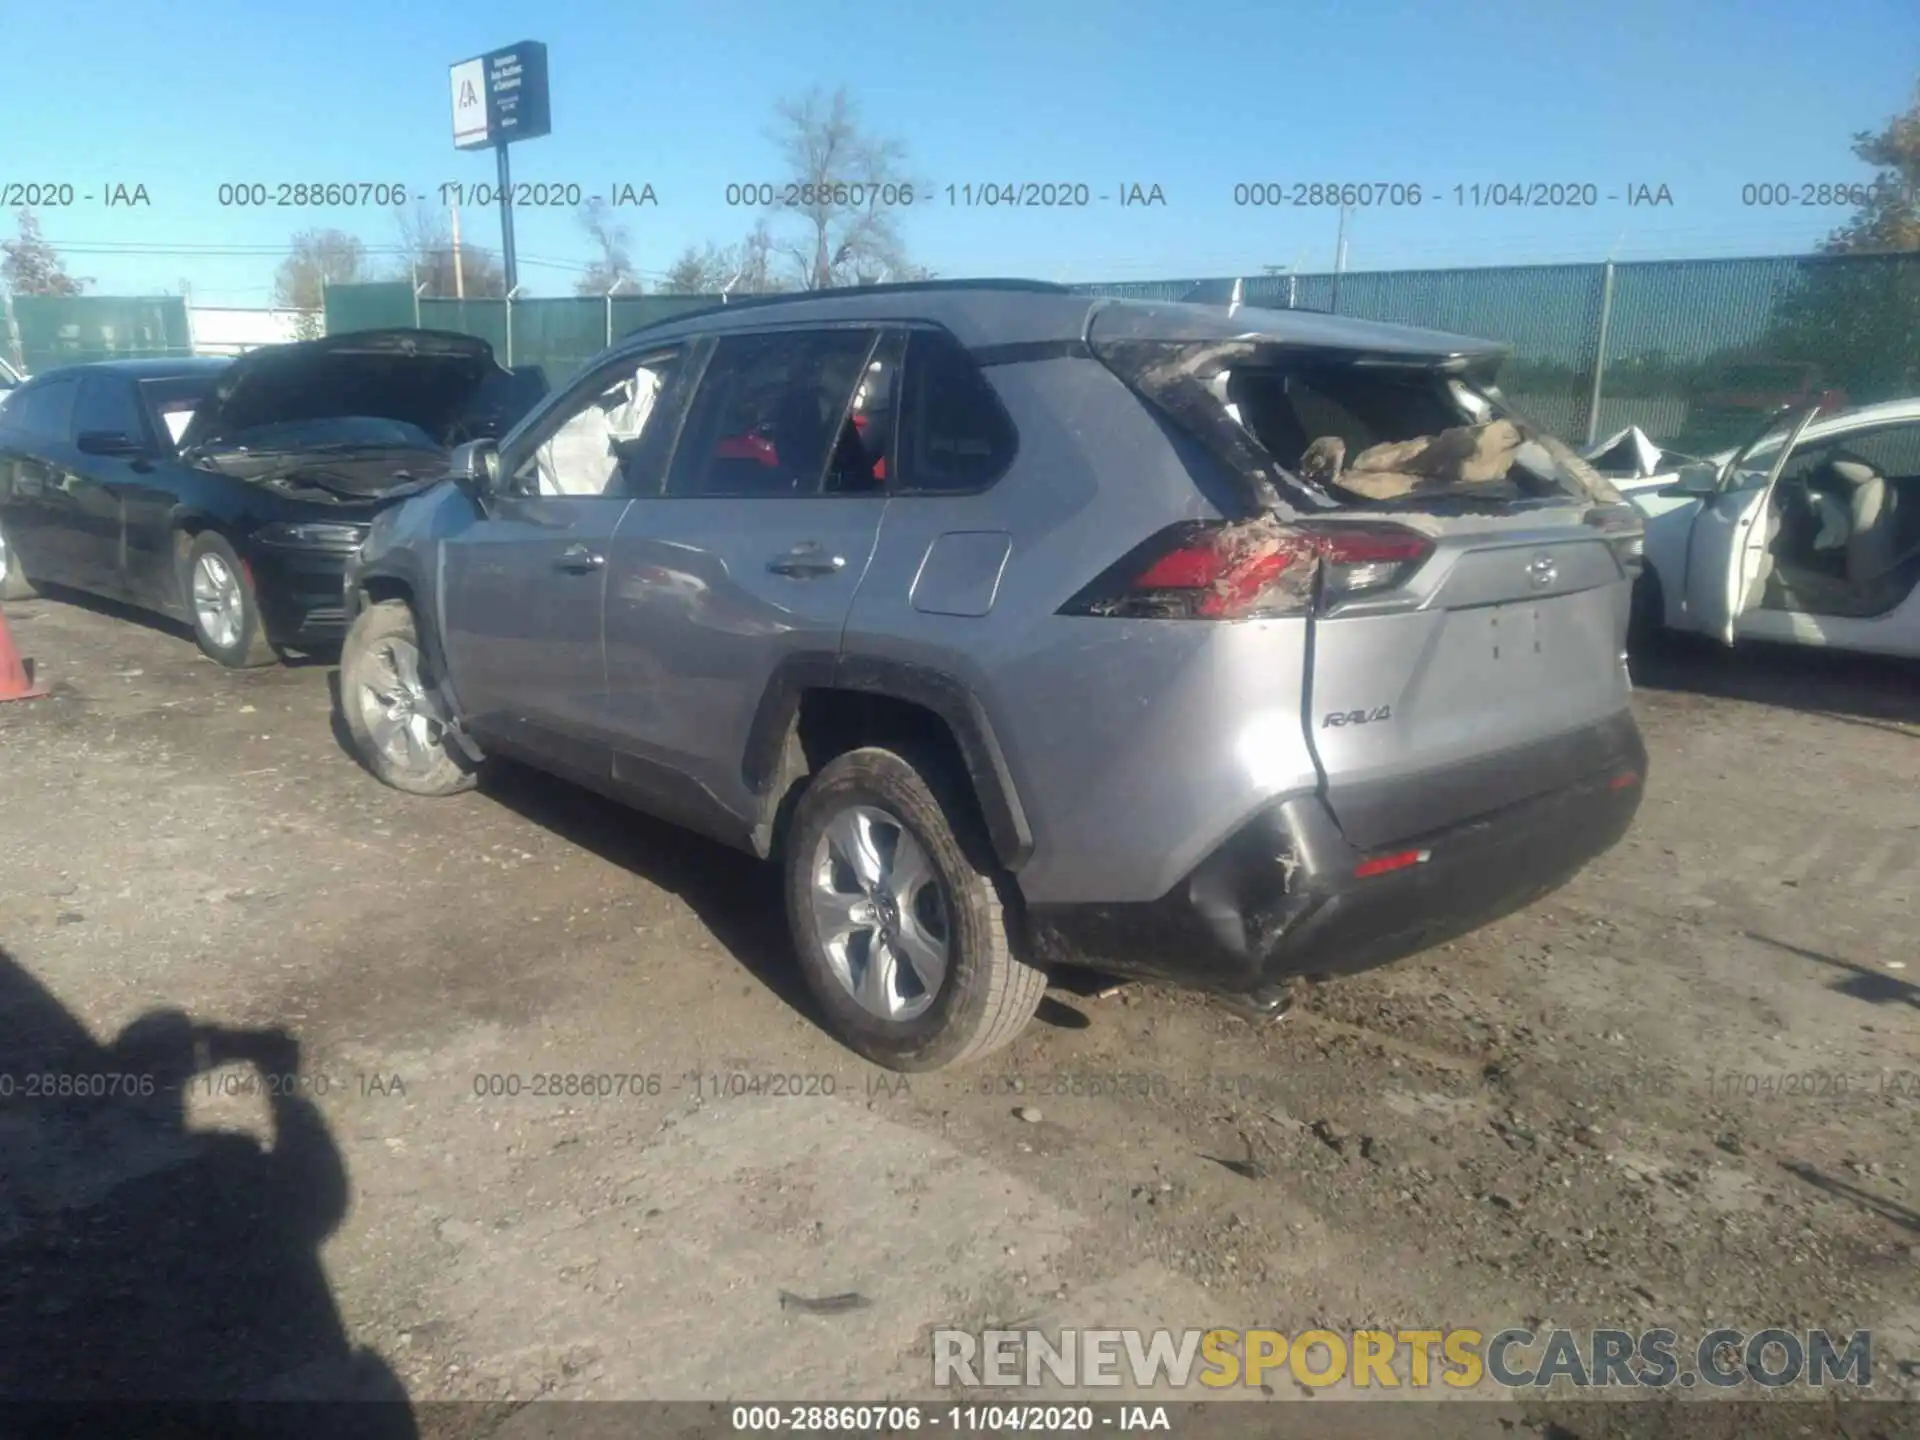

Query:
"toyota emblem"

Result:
[[1525, 553, 1559, 589]]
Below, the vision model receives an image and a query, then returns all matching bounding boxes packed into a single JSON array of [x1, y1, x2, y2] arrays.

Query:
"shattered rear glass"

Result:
[[1091, 333, 1617, 515]]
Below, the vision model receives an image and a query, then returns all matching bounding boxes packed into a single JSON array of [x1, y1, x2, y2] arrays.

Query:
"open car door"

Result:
[[1682, 405, 1821, 644]]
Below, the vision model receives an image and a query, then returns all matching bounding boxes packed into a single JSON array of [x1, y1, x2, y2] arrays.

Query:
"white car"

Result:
[[1594, 399, 1920, 660], [0, 357, 22, 413]]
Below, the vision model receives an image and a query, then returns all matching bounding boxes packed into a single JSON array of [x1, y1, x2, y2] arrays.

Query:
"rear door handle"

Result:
[[554, 543, 605, 573], [768, 546, 846, 578]]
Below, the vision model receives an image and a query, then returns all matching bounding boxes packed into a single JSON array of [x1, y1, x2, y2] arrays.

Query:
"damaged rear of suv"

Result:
[[341, 283, 1645, 1071], [1026, 301, 1647, 1014]]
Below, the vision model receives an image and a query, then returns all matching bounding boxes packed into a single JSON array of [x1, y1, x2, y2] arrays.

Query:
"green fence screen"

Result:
[[320, 280, 416, 336], [321, 286, 724, 388], [6, 295, 193, 374], [313, 254, 1920, 448], [1075, 253, 1920, 449]]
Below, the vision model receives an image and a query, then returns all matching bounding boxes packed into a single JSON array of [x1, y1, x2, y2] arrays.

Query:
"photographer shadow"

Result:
[[0, 944, 416, 1437]]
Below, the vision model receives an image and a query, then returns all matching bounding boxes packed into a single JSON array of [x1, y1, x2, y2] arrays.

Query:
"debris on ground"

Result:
[[776, 1291, 872, 1315]]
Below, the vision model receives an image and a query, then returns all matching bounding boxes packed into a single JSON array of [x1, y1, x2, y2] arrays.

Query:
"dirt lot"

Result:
[[1, 588, 1916, 1434]]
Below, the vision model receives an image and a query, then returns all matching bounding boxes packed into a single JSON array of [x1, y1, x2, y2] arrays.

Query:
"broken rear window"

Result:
[[1092, 337, 1609, 515]]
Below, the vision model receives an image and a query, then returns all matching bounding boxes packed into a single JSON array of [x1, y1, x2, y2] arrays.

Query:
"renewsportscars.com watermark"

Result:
[[932, 1327, 1874, 1391]]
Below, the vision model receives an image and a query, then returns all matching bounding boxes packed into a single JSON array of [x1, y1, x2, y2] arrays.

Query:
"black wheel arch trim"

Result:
[[743, 653, 1035, 871]]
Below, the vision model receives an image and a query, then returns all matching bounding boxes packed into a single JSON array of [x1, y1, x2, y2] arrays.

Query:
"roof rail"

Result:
[[731, 277, 1073, 304], [612, 278, 1080, 339]]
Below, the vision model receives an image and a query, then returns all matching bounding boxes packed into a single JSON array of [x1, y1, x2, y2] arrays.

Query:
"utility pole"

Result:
[[1332, 204, 1352, 312], [450, 199, 465, 300]]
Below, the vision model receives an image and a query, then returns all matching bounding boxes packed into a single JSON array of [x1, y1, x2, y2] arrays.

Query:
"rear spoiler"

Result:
[[1177, 277, 1335, 317]]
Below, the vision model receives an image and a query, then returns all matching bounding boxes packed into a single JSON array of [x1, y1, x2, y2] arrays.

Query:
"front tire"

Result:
[[184, 532, 276, 668], [340, 599, 477, 797], [0, 517, 37, 601], [1628, 566, 1666, 651], [785, 745, 1047, 1072]]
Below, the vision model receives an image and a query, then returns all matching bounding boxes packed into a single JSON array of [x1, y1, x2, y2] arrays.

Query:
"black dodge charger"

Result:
[[0, 330, 545, 666]]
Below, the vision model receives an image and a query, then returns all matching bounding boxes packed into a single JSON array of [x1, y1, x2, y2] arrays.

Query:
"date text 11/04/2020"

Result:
[[729, 1406, 1173, 1433], [1229, 182, 1675, 208], [209, 183, 659, 209], [468, 1071, 885, 1101], [0, 182, 149, 208], [722, 182, 1168, 208]]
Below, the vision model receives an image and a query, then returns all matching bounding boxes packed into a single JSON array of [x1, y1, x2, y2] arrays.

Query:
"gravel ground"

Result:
[[0, 589, 1915, 1438]]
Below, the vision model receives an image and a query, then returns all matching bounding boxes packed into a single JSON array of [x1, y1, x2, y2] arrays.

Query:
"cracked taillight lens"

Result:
[[1060, 521, 1431, 620]]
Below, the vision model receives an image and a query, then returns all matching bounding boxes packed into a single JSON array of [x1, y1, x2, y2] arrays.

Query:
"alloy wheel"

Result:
[[355, 636, 450, 777], [809, 804, 953, 1022], [191, 553, 246, 651]]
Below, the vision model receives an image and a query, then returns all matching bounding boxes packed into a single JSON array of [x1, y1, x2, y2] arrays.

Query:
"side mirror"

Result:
[[76, 429, 145, 457], [1657, 461, 1722, 499], [446, 439, 501, 501]]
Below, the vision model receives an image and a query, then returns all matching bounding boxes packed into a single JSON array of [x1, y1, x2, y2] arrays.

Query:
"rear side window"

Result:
[[141, 376, 217, 451], [895, 330, 1016, 493], [666, 329, 879, 499], [6, 377, 78, 444], [74, 374, 146, 442], [1831, 423, 1920, 478]]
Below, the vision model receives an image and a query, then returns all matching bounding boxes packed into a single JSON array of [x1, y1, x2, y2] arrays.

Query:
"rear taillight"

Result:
[[1060, 520, 1432, 621], [1315, 526, 1435, 607], [1584, 502, 1646, 572]]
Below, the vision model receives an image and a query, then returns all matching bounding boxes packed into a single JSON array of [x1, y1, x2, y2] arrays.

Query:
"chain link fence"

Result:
[[3, 295, 193, 375], [1075, 253, 1920, 449], [317, 284, 723, 389], [12, 254, 1913, 450]]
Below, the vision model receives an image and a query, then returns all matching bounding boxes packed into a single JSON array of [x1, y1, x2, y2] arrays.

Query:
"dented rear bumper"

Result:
[[1025, 719, 1647, 996]]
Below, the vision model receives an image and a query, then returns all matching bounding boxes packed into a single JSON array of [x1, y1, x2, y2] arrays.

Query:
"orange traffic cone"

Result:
[[0, 607, 49, 702]]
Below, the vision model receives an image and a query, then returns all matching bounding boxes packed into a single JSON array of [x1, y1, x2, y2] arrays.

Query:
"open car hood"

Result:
[[177, 329, 541, 453]]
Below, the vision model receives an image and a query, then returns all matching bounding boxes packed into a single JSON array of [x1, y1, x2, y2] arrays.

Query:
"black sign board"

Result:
[[450, 41, 550, 150]]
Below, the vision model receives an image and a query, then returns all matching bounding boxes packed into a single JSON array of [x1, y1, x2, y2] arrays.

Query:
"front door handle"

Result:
[[554, 543, 605, 573], [768, 545, 846, 578]]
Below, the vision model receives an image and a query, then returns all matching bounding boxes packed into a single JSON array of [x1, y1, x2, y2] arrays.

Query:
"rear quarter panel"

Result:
[[841, 356, 1322, 906]]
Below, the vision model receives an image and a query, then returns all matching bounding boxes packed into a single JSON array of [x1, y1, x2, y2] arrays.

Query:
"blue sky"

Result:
[[7, 0, 1917, 303]]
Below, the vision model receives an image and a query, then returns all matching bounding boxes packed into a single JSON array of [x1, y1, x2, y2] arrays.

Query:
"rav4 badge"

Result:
[[1322, 706, 1393, 728]]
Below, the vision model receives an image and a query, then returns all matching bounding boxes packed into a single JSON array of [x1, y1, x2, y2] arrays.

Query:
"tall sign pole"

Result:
[[496, 141, 517, 293], [449, 41, 550, 298]]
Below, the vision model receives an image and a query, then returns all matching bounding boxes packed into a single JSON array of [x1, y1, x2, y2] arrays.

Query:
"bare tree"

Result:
[[730, 221, 787, 294], [574, 199, 639, 295], [659, 241, 731, 295], [764, 87, 917, 290], [274, 229, 366, 338], [391, 200, 506, 299], [659, 222, 790, 296], [2, 208, 91, 296]]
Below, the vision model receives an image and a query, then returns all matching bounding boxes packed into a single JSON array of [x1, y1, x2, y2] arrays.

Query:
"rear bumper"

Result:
[[245, 541, 355, 649], [1026, 716, 1647, 995]]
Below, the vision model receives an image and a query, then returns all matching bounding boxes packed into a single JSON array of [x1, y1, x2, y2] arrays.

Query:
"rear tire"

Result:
[[340, 599, 477, 797], [184, 532, 276, 668], [784, 745, 1046, 1072], [1628, 566, 1667, 651], [0, 518, 36, 600]]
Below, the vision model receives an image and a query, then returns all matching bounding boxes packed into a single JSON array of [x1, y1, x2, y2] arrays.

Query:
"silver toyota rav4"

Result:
[[340, 281, 1647, 1071]]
